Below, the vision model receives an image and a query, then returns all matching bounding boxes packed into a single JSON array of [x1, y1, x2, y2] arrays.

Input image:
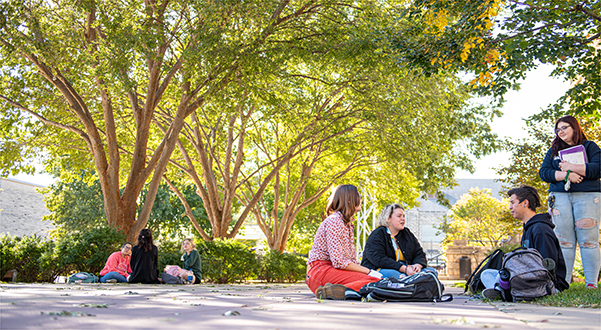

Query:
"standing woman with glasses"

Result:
[[539, 115, 600, 289]]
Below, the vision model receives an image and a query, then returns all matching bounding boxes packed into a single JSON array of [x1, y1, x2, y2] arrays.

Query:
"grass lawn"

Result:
[[461, 281, 600, 308], [528, 282, 600, 308]]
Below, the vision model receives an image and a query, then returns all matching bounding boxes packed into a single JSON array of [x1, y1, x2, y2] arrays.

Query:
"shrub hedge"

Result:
[[1, 233, 306, 284]]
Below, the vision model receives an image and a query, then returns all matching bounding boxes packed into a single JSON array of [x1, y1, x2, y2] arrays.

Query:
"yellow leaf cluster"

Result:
[[468, 48, 506, 87], [460, 37, 479, 62], [424, 9, 449, 35], [476, 0, 502, 31]]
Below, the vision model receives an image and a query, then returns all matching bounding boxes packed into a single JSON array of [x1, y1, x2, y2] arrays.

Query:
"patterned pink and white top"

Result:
[[308, 211, 357, 269]]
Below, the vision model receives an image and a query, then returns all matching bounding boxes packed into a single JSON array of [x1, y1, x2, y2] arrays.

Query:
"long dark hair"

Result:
[[551, 116, 587, 157], [137, 229, 153, 252], [325, 184, 361, 225]]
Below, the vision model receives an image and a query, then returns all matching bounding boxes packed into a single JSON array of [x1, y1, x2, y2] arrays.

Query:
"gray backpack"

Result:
[[502, 247, 555, 301]]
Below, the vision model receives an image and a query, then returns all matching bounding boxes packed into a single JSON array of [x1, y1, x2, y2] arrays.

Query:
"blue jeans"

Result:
[[550, 192, 601, 285], [378, 267, 439, 279], [100, 272, 128, 283]]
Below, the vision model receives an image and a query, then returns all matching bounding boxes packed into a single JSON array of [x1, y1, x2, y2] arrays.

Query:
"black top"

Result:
[[361, 225, 427, 271], [521, 213, 569, 291], [128, 244, 159, 284]]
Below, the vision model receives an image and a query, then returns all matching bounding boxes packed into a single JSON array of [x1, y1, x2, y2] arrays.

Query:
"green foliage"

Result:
[[285, 221, 318, 256], [198, 239, 258, 284], [0, 234, 55, 283], [257, 250, 307, 283], [392, 0, 601, 118], [2, 231, 310, 284], [140, 182, 211, 240], [43, 169, 209, 240], [156, 239, 184, 273], [437, 188, 522, 249], [43, 171, 106, 238], [52, 226, 126, 276], [496, 113, 600, 204], [529, 282, 601, 308]]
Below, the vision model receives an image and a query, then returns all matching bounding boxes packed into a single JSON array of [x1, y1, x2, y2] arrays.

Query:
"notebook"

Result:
[[559, 145, 588, 164]]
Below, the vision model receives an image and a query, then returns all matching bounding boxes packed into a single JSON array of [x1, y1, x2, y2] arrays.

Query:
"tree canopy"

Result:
[[1, 0, 502, 247], [391, 0, 601, 118], [437, 188, 521, 249]]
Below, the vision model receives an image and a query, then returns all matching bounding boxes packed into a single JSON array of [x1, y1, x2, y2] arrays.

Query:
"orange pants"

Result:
[[306, 260, 379, 293]]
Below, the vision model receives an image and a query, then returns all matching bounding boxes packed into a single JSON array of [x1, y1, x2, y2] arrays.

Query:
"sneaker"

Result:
[[315, 283, 346, 300], [105, 279, 118, 283], [585, 283, 598, 289], [482, 288, 501, 300]]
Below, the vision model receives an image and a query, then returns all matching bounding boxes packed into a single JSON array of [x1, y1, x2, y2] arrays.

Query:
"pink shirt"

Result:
[[308, 211, 357, 269], [99, 252, 132, 277]]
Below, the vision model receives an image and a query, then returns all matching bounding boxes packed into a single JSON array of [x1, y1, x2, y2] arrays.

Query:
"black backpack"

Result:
[[465, 248, 505, 294], [359, 272, 452, 302]]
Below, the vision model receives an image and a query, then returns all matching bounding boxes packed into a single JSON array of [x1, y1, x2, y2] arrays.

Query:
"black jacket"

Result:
[[361, 226, 427, 271], [521, 213, 569, 291], [128, 245, 160, 284]]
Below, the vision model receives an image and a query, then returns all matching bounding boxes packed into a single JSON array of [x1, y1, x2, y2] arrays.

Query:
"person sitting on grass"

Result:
[[128, 228, 160, 284], [163, 238, 202, 284], [361, 203, 437, 279], [99, 242, 132, 283], [306, 184, 382, 300], [482, 185, 569, 299]]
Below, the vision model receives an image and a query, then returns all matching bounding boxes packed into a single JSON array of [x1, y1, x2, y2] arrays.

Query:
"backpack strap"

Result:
[[510, 246, 527, 253], [464, 249, 501, 293]]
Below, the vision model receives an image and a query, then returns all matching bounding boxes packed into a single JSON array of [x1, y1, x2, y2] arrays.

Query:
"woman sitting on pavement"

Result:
[[128, 228, 160, 284], [306, 184, 383, 300], [99, 242, 133, 283], [362, 203, 437, 278], [164, 238, 202, 284]]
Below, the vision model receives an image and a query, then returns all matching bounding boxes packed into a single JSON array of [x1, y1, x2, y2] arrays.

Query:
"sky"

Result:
[[456, 64, 570, 179], [7, 65, 569, 187]]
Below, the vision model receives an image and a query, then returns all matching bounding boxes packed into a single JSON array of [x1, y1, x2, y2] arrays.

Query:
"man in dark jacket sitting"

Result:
[[507, 185, 569, 291], [484, 185, 570, 299], [361, 203, 435, 278]]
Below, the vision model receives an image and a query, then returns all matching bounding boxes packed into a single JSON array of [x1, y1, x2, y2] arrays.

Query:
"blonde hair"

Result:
[[182, 238, 195, 249], [326, 184, 361, 224], [377, 204, 404, 227]]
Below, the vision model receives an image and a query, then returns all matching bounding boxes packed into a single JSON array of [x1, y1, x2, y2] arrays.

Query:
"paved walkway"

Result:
[[1, 282, 599, 329]]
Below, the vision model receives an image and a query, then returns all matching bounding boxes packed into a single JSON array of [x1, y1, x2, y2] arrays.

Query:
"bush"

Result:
[[53, 226, 126, 276], [0, 234, 19, 277], [199, 239, 258, 283], [0, 234, 55, 283], [157, 239, 184, 272], [2, 231, 307, 284], [257, 250, 307, 283]]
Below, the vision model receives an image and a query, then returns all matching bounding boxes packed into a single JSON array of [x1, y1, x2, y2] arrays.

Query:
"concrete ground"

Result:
[[1, 282, 599, 330]]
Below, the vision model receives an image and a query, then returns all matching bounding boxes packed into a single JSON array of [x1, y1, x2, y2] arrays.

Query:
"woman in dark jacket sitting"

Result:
[[128, 228, 160, 284], [361, 203, 436, 278]]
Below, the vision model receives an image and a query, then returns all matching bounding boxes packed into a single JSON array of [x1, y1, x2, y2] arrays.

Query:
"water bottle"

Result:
[[499, 269, 512, 301], [187, 269, 193, 284]]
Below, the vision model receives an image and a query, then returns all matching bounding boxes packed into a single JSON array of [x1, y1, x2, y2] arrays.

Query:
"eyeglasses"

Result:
[[555, 125, 571, 134], [123, 246, 132, 250]]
